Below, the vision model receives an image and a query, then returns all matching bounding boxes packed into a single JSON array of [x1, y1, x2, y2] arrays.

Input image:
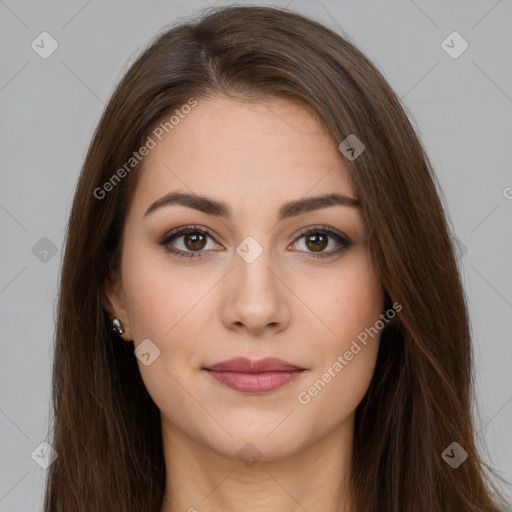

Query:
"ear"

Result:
[[101, 270, 133, 341]]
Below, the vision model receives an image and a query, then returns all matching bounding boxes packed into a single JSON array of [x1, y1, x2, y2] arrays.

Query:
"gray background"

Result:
[[1, 0, 511, 510]]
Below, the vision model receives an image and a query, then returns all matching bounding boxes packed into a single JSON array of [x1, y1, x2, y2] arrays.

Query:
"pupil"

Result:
[[308, 234, 327, 252], [185, 233, 206, 250]]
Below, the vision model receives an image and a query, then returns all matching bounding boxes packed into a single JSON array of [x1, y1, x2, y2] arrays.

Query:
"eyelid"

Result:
[[292, 225, 352, 245]]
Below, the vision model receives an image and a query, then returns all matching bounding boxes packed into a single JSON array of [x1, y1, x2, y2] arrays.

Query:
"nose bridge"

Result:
[[234, 234, 279, 296], [222, 233, 289, 332]]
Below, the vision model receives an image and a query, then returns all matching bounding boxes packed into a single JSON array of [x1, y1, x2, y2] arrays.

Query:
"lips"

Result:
[[203, 357, 306, 393], [204, 356, 303, 373]]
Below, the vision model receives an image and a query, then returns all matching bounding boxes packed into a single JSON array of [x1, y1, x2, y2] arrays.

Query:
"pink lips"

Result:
[[203, 357, 306, 393]]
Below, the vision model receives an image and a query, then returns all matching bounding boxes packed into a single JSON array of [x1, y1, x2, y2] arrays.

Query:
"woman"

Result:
[[43, 5, 510, 511]]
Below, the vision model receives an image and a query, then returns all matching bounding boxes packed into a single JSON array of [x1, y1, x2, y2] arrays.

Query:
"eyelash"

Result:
[[158, 224, 353, 260]]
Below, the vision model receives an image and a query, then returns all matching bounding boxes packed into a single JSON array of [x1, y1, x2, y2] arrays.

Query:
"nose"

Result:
[[220, 242, 291, 336]]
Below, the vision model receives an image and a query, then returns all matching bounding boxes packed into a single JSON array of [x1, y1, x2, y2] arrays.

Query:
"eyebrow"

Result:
[[144, 191, 360, 221]]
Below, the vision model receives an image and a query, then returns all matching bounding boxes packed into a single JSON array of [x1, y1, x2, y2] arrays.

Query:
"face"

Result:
[[103, 96, 385, 460]]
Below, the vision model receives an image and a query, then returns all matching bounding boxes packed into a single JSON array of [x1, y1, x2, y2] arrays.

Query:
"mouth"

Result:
[[202, 356, 307, 393]]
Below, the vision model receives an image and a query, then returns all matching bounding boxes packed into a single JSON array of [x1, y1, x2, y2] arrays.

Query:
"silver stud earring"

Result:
[[111, 317, 124, 336]]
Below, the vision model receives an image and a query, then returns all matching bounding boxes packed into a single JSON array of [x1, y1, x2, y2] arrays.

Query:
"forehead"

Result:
[[129, 96, 357, 219]]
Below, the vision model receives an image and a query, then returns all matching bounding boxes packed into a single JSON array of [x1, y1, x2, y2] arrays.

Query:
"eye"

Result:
[[158, 225, 221, 259], [289, 225, 353, 258], [158, 224, 353, 259]]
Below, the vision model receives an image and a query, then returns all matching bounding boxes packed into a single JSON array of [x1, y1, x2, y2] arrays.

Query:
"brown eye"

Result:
[[291, 226, 353, 259], [184, 232, 207, 251], [159, 225, 219, 259], [305, 233, 328, 252]]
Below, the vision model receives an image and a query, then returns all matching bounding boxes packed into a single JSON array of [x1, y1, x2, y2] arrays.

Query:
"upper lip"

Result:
[[204, 357, 304, 373]]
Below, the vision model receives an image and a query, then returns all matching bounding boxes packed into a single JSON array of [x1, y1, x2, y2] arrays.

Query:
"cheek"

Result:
[[119, 249, 216, 417], [295, 337, 380, 432], [120, 243, 221, 383], [292, 253, 384, 410], [120, 238, 207, 339], [294, 252, 384, 353]]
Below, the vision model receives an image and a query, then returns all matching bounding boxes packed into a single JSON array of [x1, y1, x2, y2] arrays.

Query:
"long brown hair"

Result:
[[44, 5, 510, 511]]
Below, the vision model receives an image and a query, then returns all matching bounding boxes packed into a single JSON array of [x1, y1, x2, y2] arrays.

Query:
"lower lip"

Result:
[[204, 369, 305, 393]]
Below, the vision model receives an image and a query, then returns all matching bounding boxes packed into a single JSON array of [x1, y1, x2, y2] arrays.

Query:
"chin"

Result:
[[207, 423, 311, 462]]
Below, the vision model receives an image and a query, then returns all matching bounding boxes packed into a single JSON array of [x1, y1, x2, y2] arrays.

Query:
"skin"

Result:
[[103, 96, 386, 512]]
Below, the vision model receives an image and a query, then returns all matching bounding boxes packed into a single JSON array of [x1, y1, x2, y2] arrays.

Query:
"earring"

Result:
[[111, 317, 125, 336]]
